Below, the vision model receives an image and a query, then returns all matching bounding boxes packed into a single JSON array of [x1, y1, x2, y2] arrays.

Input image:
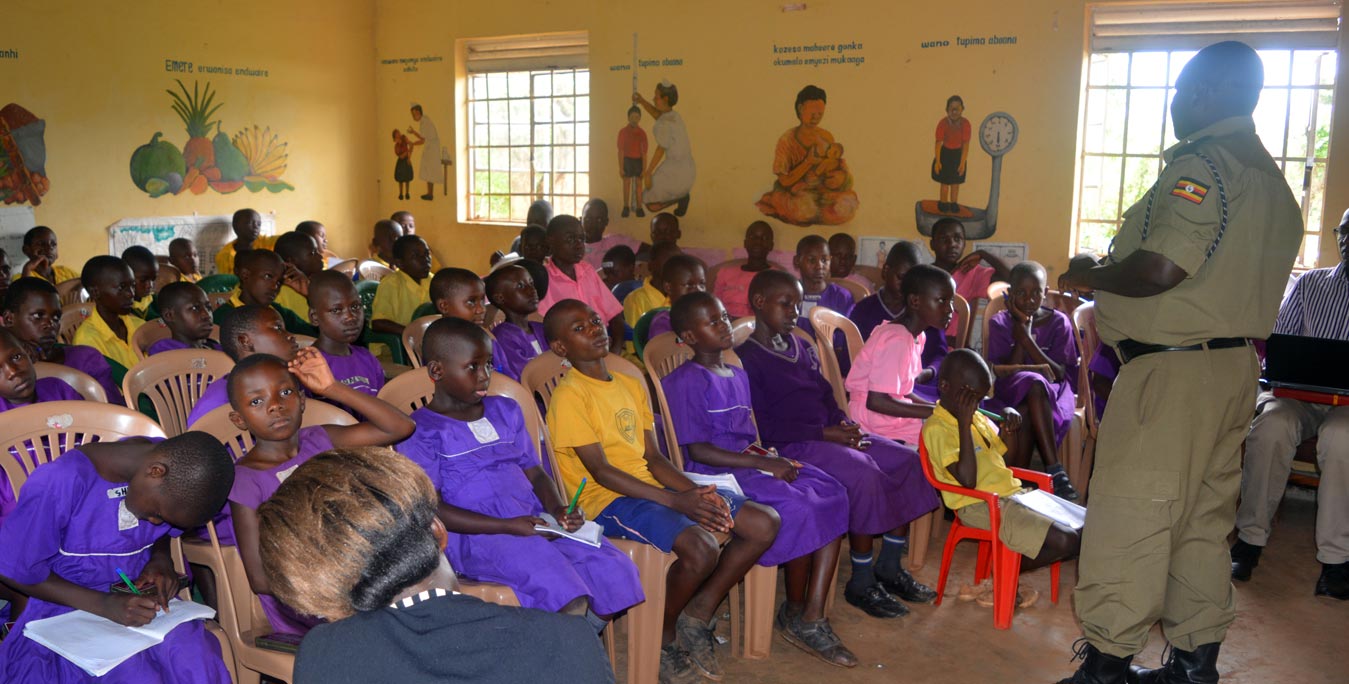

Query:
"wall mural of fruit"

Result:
[[130, 79, 294, 198], [0, 104, 50, 206]]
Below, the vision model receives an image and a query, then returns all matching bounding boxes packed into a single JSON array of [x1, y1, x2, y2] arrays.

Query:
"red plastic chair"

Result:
[[917, 437, 1061, 629]]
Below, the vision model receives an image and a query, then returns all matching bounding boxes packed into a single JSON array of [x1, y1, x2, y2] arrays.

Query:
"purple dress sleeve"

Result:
[[59, 344, 123, 405], [0, 460, 75, 584], [986, 310, 1016, 365]]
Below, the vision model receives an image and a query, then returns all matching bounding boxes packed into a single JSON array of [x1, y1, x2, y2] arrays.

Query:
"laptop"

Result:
[[1263, 334, 1349, 395]]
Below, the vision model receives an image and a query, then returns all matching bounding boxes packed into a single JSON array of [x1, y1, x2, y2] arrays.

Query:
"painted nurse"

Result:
[[632, 80, 695, 216]]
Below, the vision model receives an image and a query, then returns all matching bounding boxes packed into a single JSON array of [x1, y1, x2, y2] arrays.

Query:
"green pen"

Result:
[[566, 478, 587, 515], [977, 408, 1004, 423], [115, 568, 142, 596]]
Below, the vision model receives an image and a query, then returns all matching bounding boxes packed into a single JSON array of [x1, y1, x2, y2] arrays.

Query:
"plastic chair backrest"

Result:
[[486, 373, 556, 489], [198, 274, 239, 294], [155, 264, 183, 293], [356, 279, 381, 322], [952, 294, 972, 349], [521, 351, 649, 415], [632, 307, 669, 359], [402, 314, 441, 368], [132, 320, 173, 361], [809, 307, 861, 412], [58, 302, 92, 345], [829, 277, 871, 302], [1072, 301, 1099, 427], [642, 332, 746, 466], [189, 399, 357, 462], [854, 265, 883, 288], [0, 402, 167, 497], [294, 334, 316, 348], [1046, 289, 1082, 318], [202, 521, 296, 680], [55, 278, 86, 306], [377, 366, 434, 415], [358, 261, 393, 282], [205, 290, 234, 311], [980, 291, 1009, 364], [331, 258, 359, 278], [731, 316, 756, 347], [34, 362, 108, 402], [121, 349, 235, 436]]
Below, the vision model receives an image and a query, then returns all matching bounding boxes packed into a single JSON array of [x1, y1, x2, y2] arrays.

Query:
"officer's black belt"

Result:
[[1117, 337, 1249, 364]]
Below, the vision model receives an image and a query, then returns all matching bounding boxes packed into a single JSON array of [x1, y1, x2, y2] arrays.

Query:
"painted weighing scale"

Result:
[[915, 111, 1018, 239]]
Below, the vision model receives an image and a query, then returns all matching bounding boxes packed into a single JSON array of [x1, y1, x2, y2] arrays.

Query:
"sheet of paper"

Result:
[[23, 598, 216, 676], [535, 513, 604, 547], [1009, 489, 1087, 530]]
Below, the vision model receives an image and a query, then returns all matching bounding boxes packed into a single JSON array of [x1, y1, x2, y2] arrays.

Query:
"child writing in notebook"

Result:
[[545, 298, 780, 683], [663, 292, 856, 668], [187, 305, 300, 427], [849, 242, 949, 401], [148, 282, 221, 355], [0, 431, 236, 683], [2, 277, 123, 403], [371, 235, 433, 337], [845, 264, 954, 447], [985, 261, 1080, 500], [737, 270, 939, 620], [485, 261, 548, 382], [921, 349, 1081, 605], [307, 271, 385, 400], [397, 317, 644, 631], [73, 256, 146, 385], [224, 349, 415, 636]]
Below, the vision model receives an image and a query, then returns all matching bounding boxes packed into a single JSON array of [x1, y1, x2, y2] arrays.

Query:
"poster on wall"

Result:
[[0, 104, 49, 207], [129, 80, 293, 198], [108, 212, 276, 276], [0, 205, 37, 260], [756, 85, 857, 227]]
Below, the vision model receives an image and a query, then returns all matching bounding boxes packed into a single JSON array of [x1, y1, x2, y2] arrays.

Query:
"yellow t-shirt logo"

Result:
[[615, 408, 637, 444]]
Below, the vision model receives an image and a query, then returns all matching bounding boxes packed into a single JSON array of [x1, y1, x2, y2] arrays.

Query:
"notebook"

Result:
[[1009, 489, 1087, 531], [23, 598, 216, 676], [1264, 334, 1349, 395], [534, 513, 604, 547], [683, 472, 745, 497]]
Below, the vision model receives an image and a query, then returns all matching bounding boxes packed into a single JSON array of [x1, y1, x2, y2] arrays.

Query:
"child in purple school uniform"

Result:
[[849, 241, 949, 402], [984, 261, 1080, 501], [485, 260, 549, 382], [430, 267, 509, 374], [307, 271, 385, 400], [224, 348, 415, 635], [2, 276, 123, 403], [148, 282, 222, 356], [0, 432, 236, 684], [186, 305, 300, 428], [397, 317, 644, 628], [0, 328, 84, 528], [794, 235, 855, 375], [737, 270, 940, 620], [662, 292, 856, 668]]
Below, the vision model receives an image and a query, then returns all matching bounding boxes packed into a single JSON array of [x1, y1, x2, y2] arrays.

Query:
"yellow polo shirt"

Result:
[[179, 272, 203, 284], [371, 270, 431, 326], [14, 264, 79, 284], [274, 285, 310, 321], [920, 403, 1021, 510], [214, 236, 279, 276], [622, 278, 667, 328], [73, 311, 147, 373], [548, 369, 659, 515]]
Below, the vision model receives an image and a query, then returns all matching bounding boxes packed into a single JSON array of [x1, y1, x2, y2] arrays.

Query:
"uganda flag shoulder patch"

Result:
[[1171, 177, 1209, 204]]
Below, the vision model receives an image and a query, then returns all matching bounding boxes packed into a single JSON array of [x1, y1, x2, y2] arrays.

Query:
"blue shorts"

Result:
[[596, 489, 749, 552]]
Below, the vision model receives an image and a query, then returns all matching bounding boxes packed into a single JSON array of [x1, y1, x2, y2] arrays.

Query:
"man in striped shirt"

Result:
[[1232, 207, 1349, 601]]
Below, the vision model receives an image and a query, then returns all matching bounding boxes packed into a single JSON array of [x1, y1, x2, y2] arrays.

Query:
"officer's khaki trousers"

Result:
[[1075, 345, 1258, 656]]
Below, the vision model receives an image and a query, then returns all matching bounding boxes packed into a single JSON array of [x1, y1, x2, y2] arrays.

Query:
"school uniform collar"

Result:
[[930, 401, 1000, 440], [228, 289, 245, 308], [1163, 116, 1254, 162], [389, 587, 456, 609], [84, 309, 137, 344]]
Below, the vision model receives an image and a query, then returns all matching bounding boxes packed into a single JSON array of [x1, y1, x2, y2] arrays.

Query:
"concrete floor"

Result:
[[615, 486, 1345, 683]]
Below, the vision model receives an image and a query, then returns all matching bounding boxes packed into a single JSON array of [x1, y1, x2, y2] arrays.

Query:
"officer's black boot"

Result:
[[1058, 640, 1133, 684], [1127, 643, 1220, 684]]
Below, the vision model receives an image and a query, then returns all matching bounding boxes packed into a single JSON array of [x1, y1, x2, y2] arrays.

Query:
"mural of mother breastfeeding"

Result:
[[756, 85, 858, 226]]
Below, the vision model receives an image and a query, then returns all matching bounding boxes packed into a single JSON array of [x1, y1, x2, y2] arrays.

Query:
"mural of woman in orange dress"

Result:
[[755, 85, 858, 226]]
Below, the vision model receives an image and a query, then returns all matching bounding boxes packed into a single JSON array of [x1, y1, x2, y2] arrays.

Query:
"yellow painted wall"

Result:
[[373, 0, 1349, 277], [3, 0, 378, 265]]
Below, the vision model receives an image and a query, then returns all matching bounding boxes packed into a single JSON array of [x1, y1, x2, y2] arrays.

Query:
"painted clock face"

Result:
[[979, 113, 1018, 156]]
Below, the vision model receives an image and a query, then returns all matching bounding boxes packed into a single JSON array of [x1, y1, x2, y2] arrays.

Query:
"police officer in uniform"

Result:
[[1056, 41, 1303, 684]]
